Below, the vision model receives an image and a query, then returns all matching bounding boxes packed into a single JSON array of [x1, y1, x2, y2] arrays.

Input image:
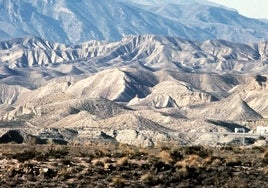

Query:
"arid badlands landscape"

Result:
[[0, 35, 268, 147], [1, 0, 268, 187]]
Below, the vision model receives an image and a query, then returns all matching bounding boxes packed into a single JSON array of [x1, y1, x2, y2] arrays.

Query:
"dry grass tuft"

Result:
[[175, 154, 202, 169], [112, 176, 126, 187], [211, 158, 222, 166], [91, 159, 104, 167], [116, 156, 128, 167], [176, 167, 188, 178], [183, 145, 211, 158], [57, 168, 71, 180], [263, 149, 268, 162], [157, 150, 174, 164], [140, 172, 154, 185]]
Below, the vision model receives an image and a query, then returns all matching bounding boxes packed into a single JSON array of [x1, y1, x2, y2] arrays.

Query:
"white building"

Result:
[[234, 128, 245, 133], [256, 126, 268, 134]]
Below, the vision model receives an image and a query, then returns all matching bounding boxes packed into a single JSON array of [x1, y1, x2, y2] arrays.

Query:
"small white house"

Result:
[[234, 128, 245, 133], [256, 126, 268, 134]]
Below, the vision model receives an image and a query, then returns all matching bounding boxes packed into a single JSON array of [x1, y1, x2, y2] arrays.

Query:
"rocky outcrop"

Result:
[[0, 130, 44, 144]]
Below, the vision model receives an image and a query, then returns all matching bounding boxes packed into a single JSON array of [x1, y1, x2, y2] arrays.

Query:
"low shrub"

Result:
[[184, 146, 211, 158], [6, 148, 42, 162]]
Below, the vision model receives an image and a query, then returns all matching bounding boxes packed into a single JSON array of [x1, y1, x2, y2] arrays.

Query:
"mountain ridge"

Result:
[[1, 35, 267, 74], [1, 0, 268, 44]]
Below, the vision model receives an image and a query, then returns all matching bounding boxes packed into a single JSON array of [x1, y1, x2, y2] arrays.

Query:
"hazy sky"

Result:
[[209, 0, 268, 19]]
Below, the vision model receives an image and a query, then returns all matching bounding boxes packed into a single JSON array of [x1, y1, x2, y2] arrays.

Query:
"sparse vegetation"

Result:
[[0, 143, 268, 187]]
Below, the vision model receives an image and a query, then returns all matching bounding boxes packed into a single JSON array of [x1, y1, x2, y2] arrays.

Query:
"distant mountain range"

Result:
[[1, 0, 268, 44]]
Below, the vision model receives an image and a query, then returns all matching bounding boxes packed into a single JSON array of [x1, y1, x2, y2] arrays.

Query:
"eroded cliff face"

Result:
[[258, 41, 268, 65], [237, 74, 268, 118]]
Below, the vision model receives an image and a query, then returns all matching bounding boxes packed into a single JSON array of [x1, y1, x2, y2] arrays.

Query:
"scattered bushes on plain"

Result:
[[0, 144, 268, 187]]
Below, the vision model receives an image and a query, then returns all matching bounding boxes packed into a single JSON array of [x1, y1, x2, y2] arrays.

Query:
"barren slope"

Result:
[[0, 35, 267, 146]]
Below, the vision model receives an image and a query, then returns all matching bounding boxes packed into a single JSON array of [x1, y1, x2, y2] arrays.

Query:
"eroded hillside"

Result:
[[0, 36, 268, 146]]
